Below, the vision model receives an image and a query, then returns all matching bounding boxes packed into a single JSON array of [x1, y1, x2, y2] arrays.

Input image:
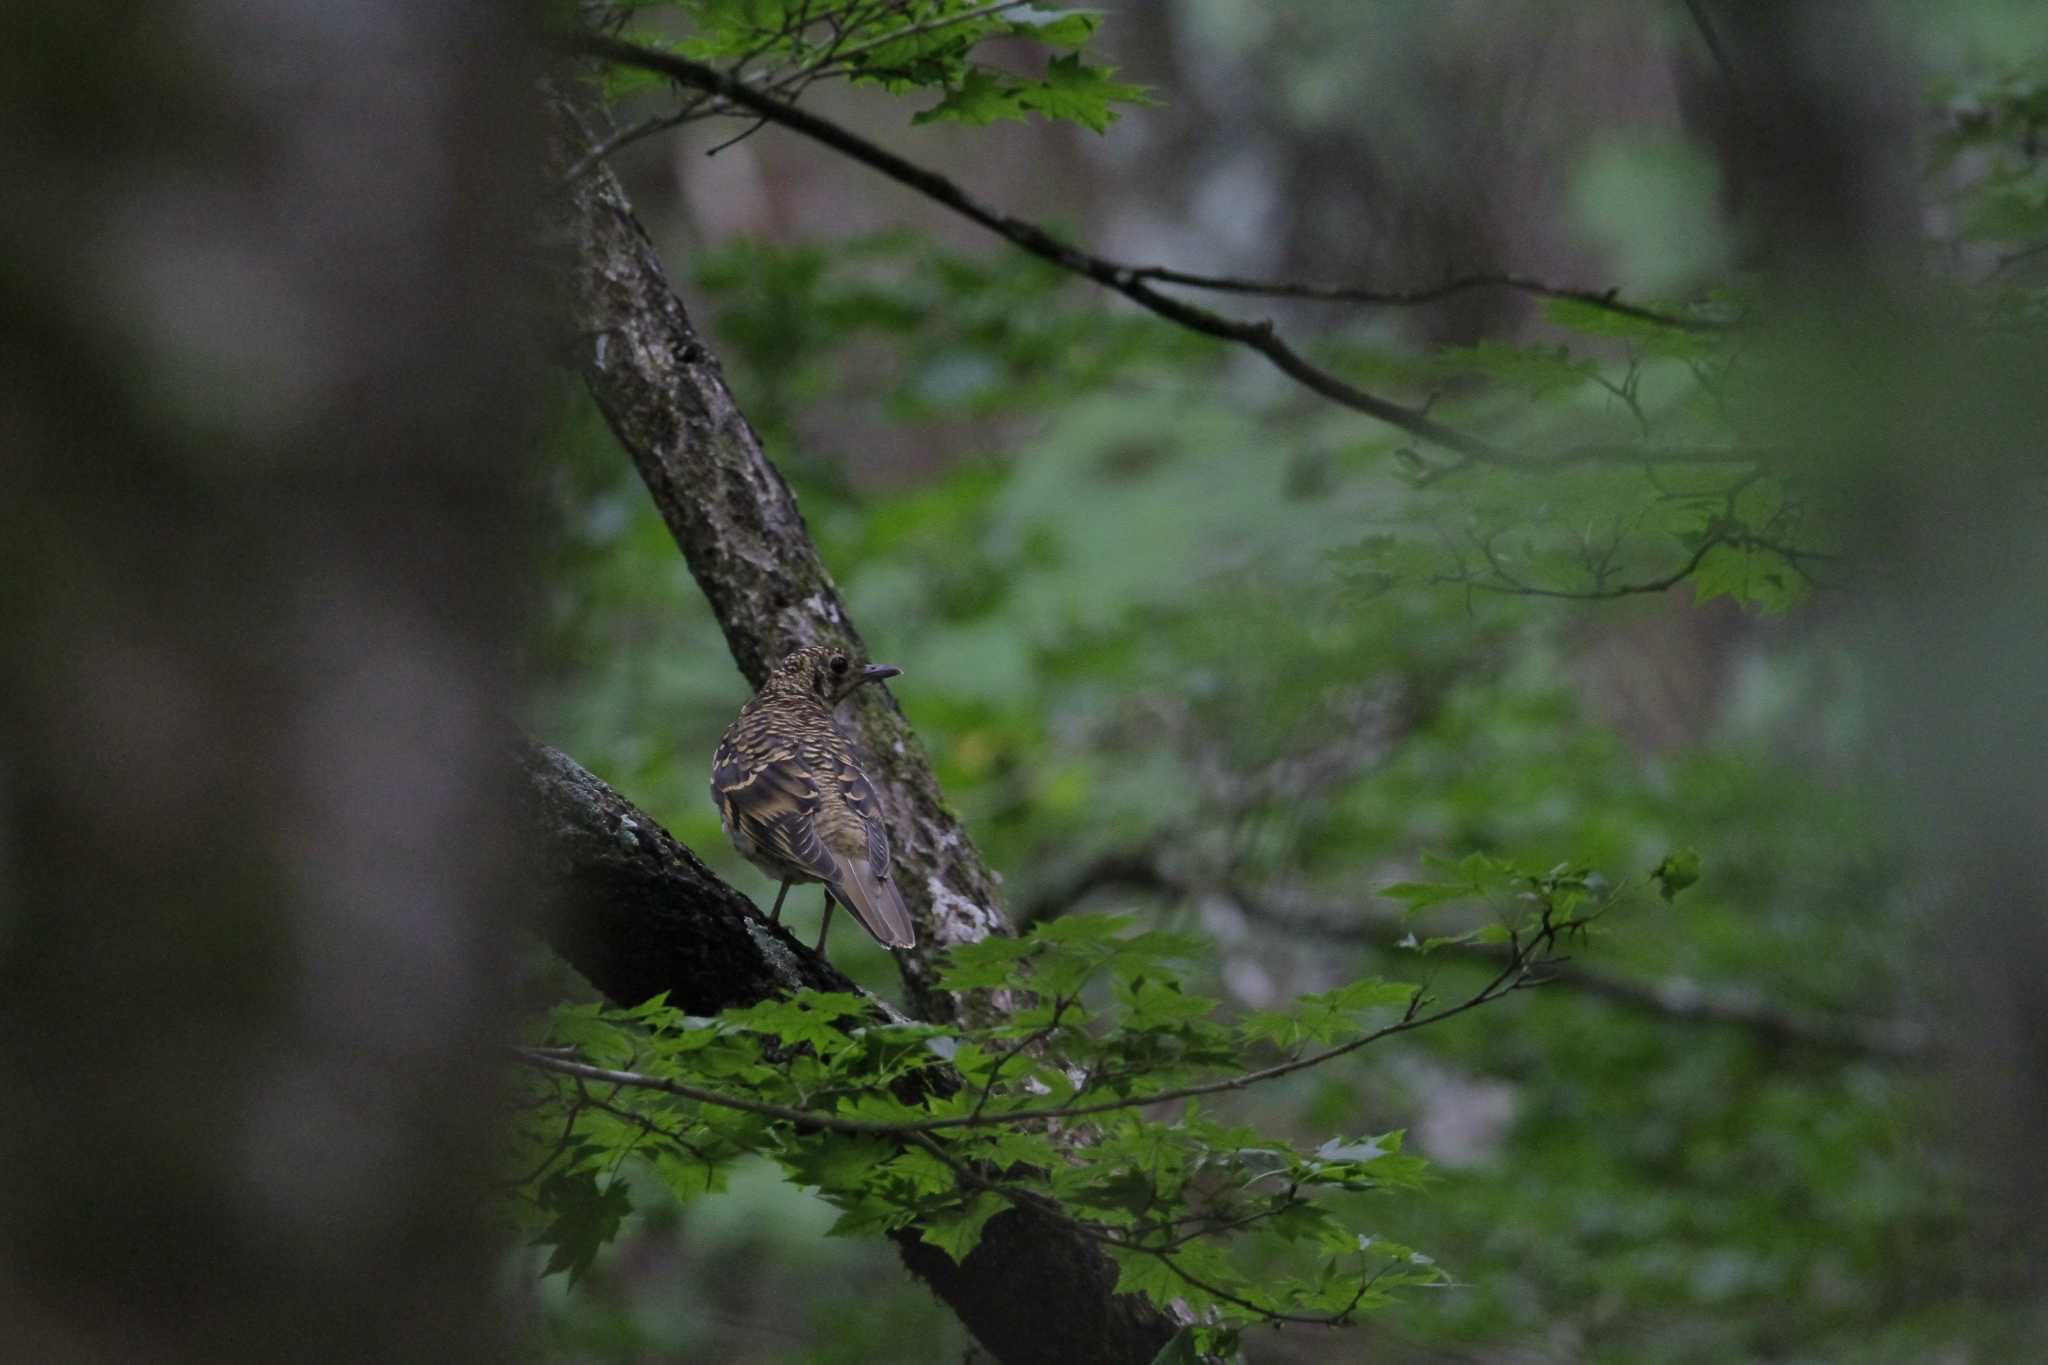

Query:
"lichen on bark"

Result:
[[546, 90, 1011, 1029]]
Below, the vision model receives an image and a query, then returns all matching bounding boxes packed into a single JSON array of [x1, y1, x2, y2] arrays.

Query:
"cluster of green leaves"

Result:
[[692, 230, 1833, 620], [591, 0, 1149, 133], [1307, 37, 2048, 618], [527, 27, 2048, 1364], [511, 857, 1658, 1351], [527, 219, 1964, 1359], [1320, 294, 1842, 614]]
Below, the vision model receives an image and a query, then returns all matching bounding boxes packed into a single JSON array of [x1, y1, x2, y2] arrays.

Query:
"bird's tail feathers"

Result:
[[829, 857, 916, 949]]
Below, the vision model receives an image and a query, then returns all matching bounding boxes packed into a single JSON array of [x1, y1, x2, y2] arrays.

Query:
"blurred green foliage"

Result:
[[520, 223, 1990, 1361], [518, 11, 2048, 1363]]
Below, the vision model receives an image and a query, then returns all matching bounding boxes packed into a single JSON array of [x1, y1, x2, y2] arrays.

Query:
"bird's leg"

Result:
[[814, 889, 836, 954], [769, 879, 792, 924]]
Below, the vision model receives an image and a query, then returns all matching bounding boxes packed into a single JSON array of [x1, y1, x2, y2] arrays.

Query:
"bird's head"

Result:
[[761, 643, 901, 706]]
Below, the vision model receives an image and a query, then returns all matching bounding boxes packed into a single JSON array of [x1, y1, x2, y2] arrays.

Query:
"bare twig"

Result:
[[1442, 525, 1724, 601], [704, 113, 773, 156], [1432, 521, 1838, 603], [775, 0, 1036, 92], [553, 93, 721, 190], [1127, 264, 1726, 333]]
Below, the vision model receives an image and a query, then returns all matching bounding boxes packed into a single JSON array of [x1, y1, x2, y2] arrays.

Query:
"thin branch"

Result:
[[1236, 885, 1925, 1060], [1593, 353, 1651, 438], [1021, 852, 1930, 1062], [1121, 1244, 1378, 1328], [775, 0, 1036, 92], [509, 916, 1557, 1137], [704, 113, 774, 156], [563, 31, 1684, 475], [554, 93, 719, 190], [580, 1088, 716, 1161], [1516, 443, 1779, 468], [908, 1132, 1403, 1331], [1126, 265, 1726, 333], [501, 1089, 590, 1189], [969, 992, 1074, 1121], [1439, 527, 1722, 602], [569, 34, 1723, 336], [1442, 522, 1841, 602], [730, 0, 823, 83], [1138, 1202, 1297, 1254]]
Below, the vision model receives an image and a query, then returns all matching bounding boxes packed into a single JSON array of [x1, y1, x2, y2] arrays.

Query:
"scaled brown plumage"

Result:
[[710, 644, 915, 952]]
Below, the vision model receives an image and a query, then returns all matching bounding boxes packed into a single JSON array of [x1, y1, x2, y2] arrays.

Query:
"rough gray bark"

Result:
[[0, 3, 542, 1361], [545, 95, 1011, 1032], [520, 738, 859, 1007], [518, 739, 1184, 1365], [536, 78, 1202, 1365]]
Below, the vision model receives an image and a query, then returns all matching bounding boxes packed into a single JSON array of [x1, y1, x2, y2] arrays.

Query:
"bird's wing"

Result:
[[711, 737, 839, 887], [818, 761, 916, 949]]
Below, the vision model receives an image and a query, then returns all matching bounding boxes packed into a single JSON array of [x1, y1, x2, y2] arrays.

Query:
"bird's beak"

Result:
[[860, 663, 902, 686]]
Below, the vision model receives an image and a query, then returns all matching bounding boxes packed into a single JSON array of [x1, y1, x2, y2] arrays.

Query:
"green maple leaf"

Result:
[[918, 1191, 1007, 1263], [913, 67, 1029, 127], [1017, 53, 1150, 133], [532, 1171, 632, 1286]]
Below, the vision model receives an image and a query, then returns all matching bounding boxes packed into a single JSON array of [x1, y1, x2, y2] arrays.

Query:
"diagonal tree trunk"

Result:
[[544, 91, 1011, 1031], [534, 80, 1197, 1363]]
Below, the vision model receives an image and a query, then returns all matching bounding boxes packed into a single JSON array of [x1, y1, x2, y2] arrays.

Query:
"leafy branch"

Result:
[[1436, 520, 1835, 604], [561, 28, 1723, 475], [506, 856, 1662, 1341], [1326, 439, 1840, 611], [1019, 850, 1931, 1062], [562, 7, 1907, 614], [513, 889, 1594, 1134]]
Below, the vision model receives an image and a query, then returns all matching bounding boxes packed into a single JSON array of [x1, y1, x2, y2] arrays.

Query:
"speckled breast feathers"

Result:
[[710, 645, 915, 949]]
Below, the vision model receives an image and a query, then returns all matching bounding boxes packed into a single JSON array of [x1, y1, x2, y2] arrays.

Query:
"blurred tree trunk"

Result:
[[0, 3, 543, 1361], [1701, 2, 2048, 1289]]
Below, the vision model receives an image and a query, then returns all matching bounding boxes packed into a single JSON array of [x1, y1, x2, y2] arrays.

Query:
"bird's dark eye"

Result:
[[829, 654, 849, 674]]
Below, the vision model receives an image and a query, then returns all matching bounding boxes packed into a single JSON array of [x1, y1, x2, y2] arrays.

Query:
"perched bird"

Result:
[[711, 643, 916, 953]]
